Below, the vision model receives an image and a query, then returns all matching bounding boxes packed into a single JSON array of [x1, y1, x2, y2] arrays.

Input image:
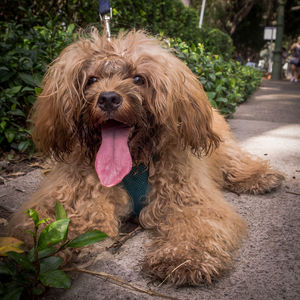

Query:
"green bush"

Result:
[[1, 1, 234, 58], [0, 21, 77, 153], [111, 0, 201, 44], [168, 38, 262, 115], [198, 27, 235, 61], [111, 0, 234, 58]]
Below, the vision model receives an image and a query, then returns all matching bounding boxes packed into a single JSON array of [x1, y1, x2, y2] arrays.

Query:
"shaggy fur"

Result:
[[9, 29, 284, 285]]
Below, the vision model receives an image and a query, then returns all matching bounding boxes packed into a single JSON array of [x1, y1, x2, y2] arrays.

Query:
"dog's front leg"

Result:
[[140, 160, 247, 285], [9, 165, 130, 245]]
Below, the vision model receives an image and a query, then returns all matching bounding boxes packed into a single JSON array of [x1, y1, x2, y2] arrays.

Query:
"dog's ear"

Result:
[[144, 53, 221, 156], [31, 43, 87, 159]]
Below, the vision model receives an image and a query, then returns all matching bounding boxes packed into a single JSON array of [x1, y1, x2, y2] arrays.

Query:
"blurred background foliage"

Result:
[[190, 0, 300, 59], [0, 0, 297, 154]]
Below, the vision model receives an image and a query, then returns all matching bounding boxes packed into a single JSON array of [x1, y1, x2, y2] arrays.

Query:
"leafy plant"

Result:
[[0, 202, 107, 299], [0, 20, 77, 154], [167, 38, 262, 115]]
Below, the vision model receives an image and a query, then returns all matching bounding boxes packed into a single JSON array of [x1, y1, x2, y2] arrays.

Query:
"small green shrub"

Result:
[[199, 27, 235, 60], [0, 202, 107, 299]]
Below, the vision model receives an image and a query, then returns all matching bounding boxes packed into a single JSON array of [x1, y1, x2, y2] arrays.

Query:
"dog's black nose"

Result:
[[98, 91, 123, 112]]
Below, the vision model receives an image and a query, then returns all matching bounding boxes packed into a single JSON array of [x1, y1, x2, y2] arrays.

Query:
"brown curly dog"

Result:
[[9, 29, 284, 285]]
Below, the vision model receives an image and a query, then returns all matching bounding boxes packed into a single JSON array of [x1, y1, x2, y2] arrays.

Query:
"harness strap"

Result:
[[121, 164, 150, 217]]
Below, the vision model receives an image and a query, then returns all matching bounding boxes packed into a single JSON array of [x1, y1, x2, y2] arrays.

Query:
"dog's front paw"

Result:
[[225, 169, 284, 195], [253, 171, 284, 194], [143, 244, 231, 286], [240, 170, 285, 195]]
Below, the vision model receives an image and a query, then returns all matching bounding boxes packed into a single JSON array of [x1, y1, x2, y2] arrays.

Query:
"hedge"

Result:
[[168, 38, 262, 115]]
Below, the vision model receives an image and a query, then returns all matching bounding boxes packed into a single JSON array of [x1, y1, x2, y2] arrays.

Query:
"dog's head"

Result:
[[33, 29, 220, 186]]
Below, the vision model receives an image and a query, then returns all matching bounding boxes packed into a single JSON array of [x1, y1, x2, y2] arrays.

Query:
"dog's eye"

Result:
[[87, 77, 98, 86], [133, 75, 145, 86]]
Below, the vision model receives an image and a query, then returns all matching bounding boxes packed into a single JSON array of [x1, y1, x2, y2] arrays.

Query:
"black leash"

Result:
[[99, 0, 112, 40]]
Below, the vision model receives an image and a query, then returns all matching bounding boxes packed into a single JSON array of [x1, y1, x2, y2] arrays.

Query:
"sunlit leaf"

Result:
[[25, 208, 39, 227], [0, 237, 24, 256], [55, 202, 67, 220], [0, 246, 24, 256], [37, 218, 50, 226], [37, 219, 70, 250]]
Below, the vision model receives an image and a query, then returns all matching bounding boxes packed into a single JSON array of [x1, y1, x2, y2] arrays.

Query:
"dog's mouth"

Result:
[[95, 120, 133, 187]]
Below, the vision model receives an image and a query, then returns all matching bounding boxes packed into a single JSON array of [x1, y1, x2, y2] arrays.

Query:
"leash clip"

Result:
[[99, 7, 112, 41]]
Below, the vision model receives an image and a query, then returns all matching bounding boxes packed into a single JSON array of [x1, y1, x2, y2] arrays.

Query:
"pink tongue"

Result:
[[95, 125, 132, 187]]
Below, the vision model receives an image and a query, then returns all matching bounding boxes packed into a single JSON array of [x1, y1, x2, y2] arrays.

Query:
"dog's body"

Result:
[[10, 30, 283, 285]]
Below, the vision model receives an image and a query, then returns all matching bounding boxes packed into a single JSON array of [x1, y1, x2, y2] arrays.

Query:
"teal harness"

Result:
[[121, 164, 150, 217]]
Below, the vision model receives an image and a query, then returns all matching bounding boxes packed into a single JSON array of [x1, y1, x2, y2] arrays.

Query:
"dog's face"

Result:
[[32, 29, 220, 186]]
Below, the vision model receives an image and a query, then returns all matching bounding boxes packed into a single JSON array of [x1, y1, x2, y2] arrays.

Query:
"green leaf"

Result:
[[34, 87, 42, 96], [0, 287, 23, 300], [39, 270, 71, 289], [38, 246, 56, 259], [37, 219, 70, 250], [0, 66, 9, 74], [206, 92, 216, 101], [22, 86, 35, 92], [40, 256, 63, 273], [67, 230, 107, 248], [0, 120, 7, 130], [209, 99, 218, 109], [37, 218, 50, 226], [5, 86, 22, 97], [216, 97, 228, 104], [55, 202, 67, 220], [27, 246, 56, 262], [66, 24, 75, 34], [8, 109, 26, 117], [25, 208, 39, 227], [18, 73, 37, 87], [6, 251, 35, 271], [4, 130, 15, 143], [208, 73, 216, 82], [18, 140, 30, 152]]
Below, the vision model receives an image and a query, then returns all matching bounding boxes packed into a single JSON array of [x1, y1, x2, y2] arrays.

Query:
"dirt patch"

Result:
[[0, 152, 40, 176], [0, 151, 51, 183]]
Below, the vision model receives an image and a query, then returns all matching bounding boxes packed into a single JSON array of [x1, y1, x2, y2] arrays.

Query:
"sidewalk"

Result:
[[1, 80, 300, 300]]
